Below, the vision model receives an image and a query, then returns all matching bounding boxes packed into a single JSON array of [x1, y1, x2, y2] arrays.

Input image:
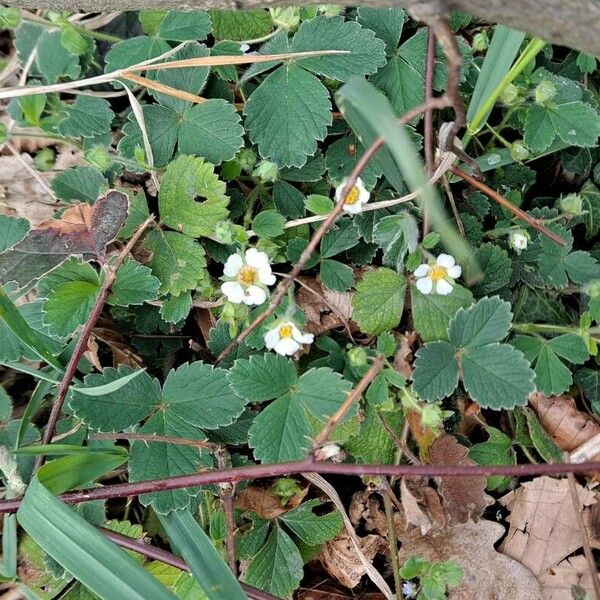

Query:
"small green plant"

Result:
[[399, 555, 464, 600]]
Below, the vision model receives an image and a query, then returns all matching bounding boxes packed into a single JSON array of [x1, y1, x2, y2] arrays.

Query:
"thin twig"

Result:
[[121, 71, 207, 104], [442, 173, 465, 237], [88, 432, 219, 451], [381, 487, 403, 600], [450, 165, 566, 246], [312, 355, 385, 451], [215, 447, 238, 577], [378, 415, 420, 465]]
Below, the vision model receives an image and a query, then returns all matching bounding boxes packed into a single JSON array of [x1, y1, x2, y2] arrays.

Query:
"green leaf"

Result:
[[73, 367, 149, 396], [273, 181, 306, 219], [320, 259, 354, 292], [160, 292, 192, 324], [243, 525, 303, 599], [290, 16, 386, 81], [549, 334, 590, 363], [38, 259, 101, 338], [580, 181, 600, 240], [158, 11, 212, 41], [17, 477, 177, 600], [109, 259, 160, 307], [252, 210, 285, 238], [159, 509, 246, 600], [564, 251, 600, 284], [244, 64, 331, 168], [210, 9, 272, 41], [460, 343, 535, 409], [68, 366, 161, 431], [293, 367, 353, 422], [373, 212, 419, 271], [356, 7, 405, 55], [537, 225, 572, 287], [524, 104, 555, 154], [0, 215, 29, 253], [104, 36, 171, 74], [523, 408, 563, 463], [228, 354, 297, 403], [51, 166, 108, 203], [352, 268, 406, 335], [57, 96, 114, 139], [465, 244, 512, 296], [411, 341, 459, 401], [448, 296, 512, 349], [178, 100, 244, 164], [469, 426, 515, 491], [321, 219, 360, 259], [411, 283, 473, 342], [280, 499, 343, 545], [159, 155, 229, 238], [550, 101, 600, 148], [144, 230, 207, 296], [0, 385, 12, 421], [36, 30, 80, 83], [575, 368, 600, 415], [305, 194, 333, 216], [325, 134, 382, 188]]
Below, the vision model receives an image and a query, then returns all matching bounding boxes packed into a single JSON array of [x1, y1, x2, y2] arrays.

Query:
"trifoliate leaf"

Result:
[[465, 244, 512, 296], [252, 210, 285, 238], [321, 219, 360, 258], [549, 334, 590, 363], [537, 225, 572, 288], [373, 212, 419, 271], [460, 343, 535, 409], [210, 9, 272, 41], [575, 368, 600, 415], [159, 292, 192, 324], [242, 525, 303, 599], [178, 100, 244, 164], [448, 296, 512, 349], [36, 30, 80, 83], [109, 259, 160, 307], [104, 36, 171, 74], [411, 283, 474, 342], [0, 215, 29, 252], [244, 64, 332, 168], [158, 155, 229, 238], [162, 362, 245, 430], [352, 268, 406, 334], [280, 499, 343, 545], [320, 259, 354, 291], [143, 230, 207, 296], [290, 16, 386, 81], [356, 7, 405, 55], [228, 354, 297, 403], [51, 166, 108, 203], [38, 259, 101, 338], [550, 101, 600, 147], [412, 341, 459, 401], [158, 11, 212, 41], [67, 366, 161, 431], [57, 96, 114, 139]]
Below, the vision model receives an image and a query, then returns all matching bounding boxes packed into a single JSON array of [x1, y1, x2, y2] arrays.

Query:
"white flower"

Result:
[[239, 43, 250, 53], [220, 248, 276, 305], [402, 581, 416, 598], [414, 254, 461, 296], [509, 230, 528, 251], [335, 176, 370, 215], [264, 321, 314, 356], [318, 443, 341, 460]]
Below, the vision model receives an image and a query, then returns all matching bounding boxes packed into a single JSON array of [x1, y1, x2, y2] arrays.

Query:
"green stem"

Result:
[[513, 322, 600, 337], [22, 14, 122, 43], [242, 186, 263, 229]]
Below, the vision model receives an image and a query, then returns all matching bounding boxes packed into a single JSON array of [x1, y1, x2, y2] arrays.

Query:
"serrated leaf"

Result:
[[465, 244, 512, 296], [228, 354, 297, 403], [252, 210, 285, 238], [321, 219, 359, 258], [290, 16, 386, 81], [460, 343, 535, 409], [352, 268, 406, 335], [524, 104, 556, 153], [448, 296, 512, 349], [242, 525, 303, 599], [524, 407, 563, 463], [550, 101, 600, 147], [57, 96, 114, 139], [244, 64, 331, 168], [160, 292, 192, 324], [104, 36, 171, 74], [373, 212, 419, 271], [581, 181, 600, 240], [280, 499, 343, 545], [273, 181, 306, 219], [532, 344, 574, 395], [0, 215, 28, 252], [36, 30, 80, 83], [411, 283, 473, 342], [564, 250, 600, 284], [159, 155, 229, 238], [411, 341, 459, 401], [51, 166, 108, 203], [320, 259, 354, 292], [325, 134, 382, 188], [549, 334, 589, 363], [293, 367, 353, 422], [469, 426, 515, 491], [575, 368, 600, 415], [537, 225, 572, 287], [68, 365, 161, 431], [158, 11, 212, 41], [144, 230, 207, 296], [0, 386, 12, 421], [109, 259, 160, 307], [210, 9, 272, 41], [356, 7, 405, 55]]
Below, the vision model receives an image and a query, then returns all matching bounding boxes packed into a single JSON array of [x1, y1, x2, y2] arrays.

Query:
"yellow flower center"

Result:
[[428, 265, 447, 282], [279, 324, 294, 339], [238, 265, 258, 286], [344, 186, 360, 205]]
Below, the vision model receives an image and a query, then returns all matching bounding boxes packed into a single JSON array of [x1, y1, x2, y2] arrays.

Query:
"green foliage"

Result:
[[57, 96, 114, 139], [399, 555, 463, 600]]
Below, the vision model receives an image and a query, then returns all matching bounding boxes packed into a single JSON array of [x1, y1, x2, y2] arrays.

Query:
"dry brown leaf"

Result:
[[538, 555, 600, 600], [499, 476, 597, 577], [235, 483, 308, 519], [397, 520, 541, 599], [429, 434, 493, 524], [400, 478, 435, 535], [529, 392, 600, 453], [349, 490, 401, 538], [92, 323, 143, 369], [319, 532, 387, 589], [393, 331, 418, 378], [299, 587, 385, 600]]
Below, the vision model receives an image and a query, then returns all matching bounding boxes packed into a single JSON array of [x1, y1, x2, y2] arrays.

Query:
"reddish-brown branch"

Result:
[[3, 459, 600, 515], [450, 165, 566, 246]]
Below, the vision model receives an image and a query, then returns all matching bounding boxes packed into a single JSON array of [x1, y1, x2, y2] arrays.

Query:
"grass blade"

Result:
[[72, 368, 146, 396], [16, 379, 54, 449]]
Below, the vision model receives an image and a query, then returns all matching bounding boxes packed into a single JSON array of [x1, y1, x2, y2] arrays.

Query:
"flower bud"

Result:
[[347, 347, 367, 368], [510, 140, 530, 161], [509, 230, 528, 251], [535, 79, 557, 105], [252, 160, 279, 183], [500, 83, 519, 106], [472, 31, 489, 52], [560, 193, 583, 216], [269, 7, 299, 30], [84, 146, 111, 172]]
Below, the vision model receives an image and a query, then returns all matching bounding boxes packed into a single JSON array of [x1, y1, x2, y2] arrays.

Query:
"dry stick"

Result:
[[450, 165, 567, 246], [89, 432, 219, 452], [120, 71, 207, 104], [4, 460, 600, 515], [99, 528, 278, 600], [36, 216, 155, 467], [382, 489, 403, 600], [215, 447, 238, 577], [312, 355, 385, 451], [216, 97, 450, 365], [422, 26, 436, 237]]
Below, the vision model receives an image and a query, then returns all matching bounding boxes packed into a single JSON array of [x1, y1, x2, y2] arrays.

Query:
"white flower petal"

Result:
[[244, 285, 267, 306], [436, 254, 456, 268], [342, 201, 363, 215], [245, 248, 270, 270], [356, 177, 370, 204], [416, 276, 433, 295], [290, 324, 314, 345], [413, 264, 430, 278], [335, 181, 346, 203], [221, 281, 245, 304], [223, 253, 243, 277], [258, 266, 276, 286], [446, 265, 462, 279], [275, 338, 301, 356], [264, 327, 280, 349], [436, 279, 454, 295]]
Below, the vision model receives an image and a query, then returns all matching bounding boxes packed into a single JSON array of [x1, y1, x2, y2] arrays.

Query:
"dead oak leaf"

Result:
[[397, 520, 541, 599], [538, 555, 600, 600], [499, 476, 598, 577]]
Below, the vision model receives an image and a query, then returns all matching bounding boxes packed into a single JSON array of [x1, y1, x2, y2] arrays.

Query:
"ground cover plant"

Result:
[[1, 5, 600, 599]]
